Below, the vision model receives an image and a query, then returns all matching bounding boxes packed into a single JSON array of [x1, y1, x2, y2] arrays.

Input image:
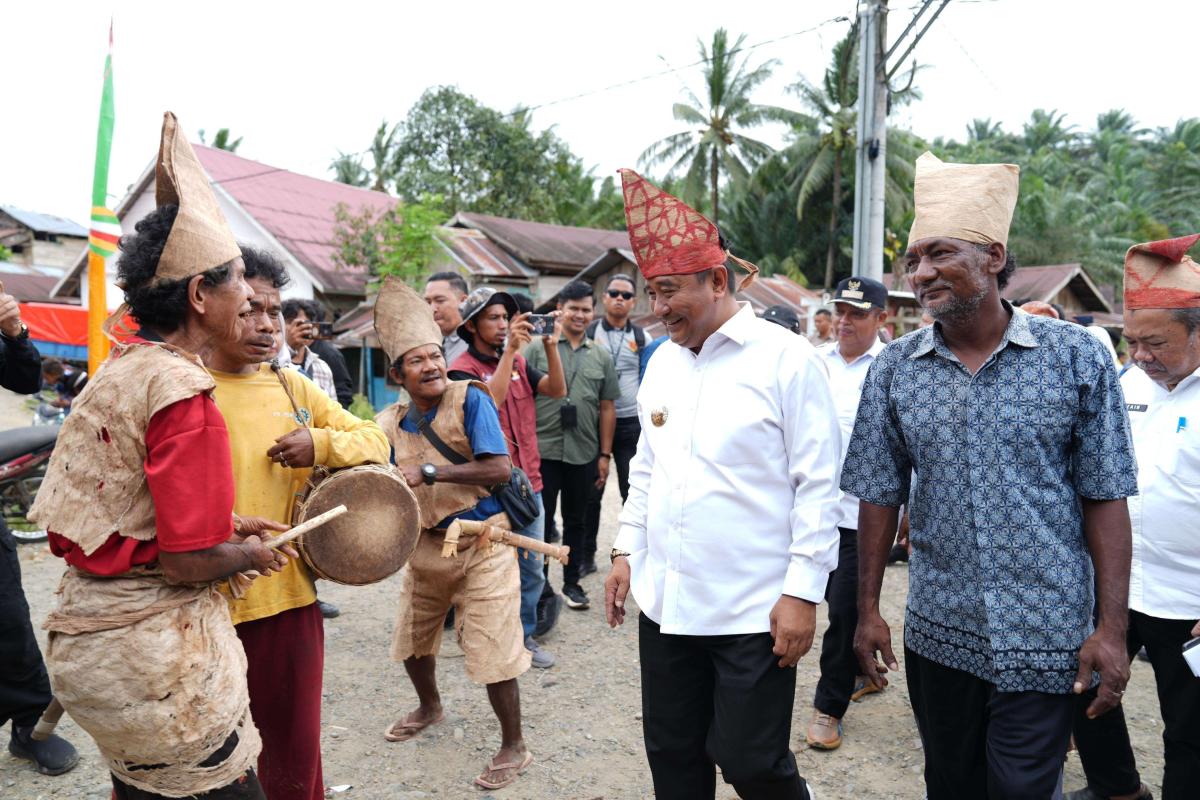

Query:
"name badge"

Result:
[[1126, 403, 1148, 413]]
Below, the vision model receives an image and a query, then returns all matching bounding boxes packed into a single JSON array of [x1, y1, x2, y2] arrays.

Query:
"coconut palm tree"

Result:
[[764, 28, 922, 289], [330, 152, 370, 187], [639, 28, 781, 226]]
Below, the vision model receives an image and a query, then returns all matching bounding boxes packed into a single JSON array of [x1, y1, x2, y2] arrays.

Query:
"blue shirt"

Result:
[[840, 306, 1137, 693], [398, 385, 508, 528]]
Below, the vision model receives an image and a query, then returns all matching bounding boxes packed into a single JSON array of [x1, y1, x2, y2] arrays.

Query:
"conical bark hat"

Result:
[[374, 276, 444, 365], [907, 152, 1019, 248], [154, 112, 241, 282]]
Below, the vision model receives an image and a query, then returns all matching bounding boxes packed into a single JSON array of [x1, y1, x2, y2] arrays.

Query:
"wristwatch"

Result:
[[420, 463, 438, 486], [599, 452, 613, 460], [610, 548, 630, 563]]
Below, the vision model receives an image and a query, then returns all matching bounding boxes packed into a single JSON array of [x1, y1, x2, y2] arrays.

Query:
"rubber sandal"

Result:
[[473, 750, 533, 790], [383, 711, 444, 742]]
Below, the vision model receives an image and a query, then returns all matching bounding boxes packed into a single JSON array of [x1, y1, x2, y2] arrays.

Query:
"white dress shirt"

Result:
[[817, 337, 887, 531], [1122, 363, 1200, 619], [613, 303, 843, 635]]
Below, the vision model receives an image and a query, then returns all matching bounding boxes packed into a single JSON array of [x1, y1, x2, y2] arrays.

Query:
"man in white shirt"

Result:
[[806, 277, 890, 752], [1068, 234, 1200, 800], [605, 169, 840, 800]]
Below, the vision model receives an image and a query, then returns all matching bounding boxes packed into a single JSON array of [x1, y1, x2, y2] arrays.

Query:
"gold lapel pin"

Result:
[[650, 407, 668, 427]]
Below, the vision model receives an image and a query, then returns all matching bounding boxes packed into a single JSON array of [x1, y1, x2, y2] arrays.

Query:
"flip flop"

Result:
[[383, 711, 444, 742], [473, 750, 534, 790]]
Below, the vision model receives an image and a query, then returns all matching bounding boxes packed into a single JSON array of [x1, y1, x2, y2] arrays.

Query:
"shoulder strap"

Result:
[[404, 403, 470, 465], [586, 318, 600, 339], [272, 365, 308, 427], [633, 323, 646, 349]]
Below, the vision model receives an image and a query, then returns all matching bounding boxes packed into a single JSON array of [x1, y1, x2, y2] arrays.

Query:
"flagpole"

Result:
[[87, 20, 116, 375], [86, 251, 108, 374]]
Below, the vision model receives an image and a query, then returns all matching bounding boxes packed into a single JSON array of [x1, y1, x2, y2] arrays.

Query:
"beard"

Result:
[[923, 272, 989, 324]]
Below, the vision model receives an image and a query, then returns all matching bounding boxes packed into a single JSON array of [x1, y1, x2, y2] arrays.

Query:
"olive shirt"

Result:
[[525, 336, 620, 466]]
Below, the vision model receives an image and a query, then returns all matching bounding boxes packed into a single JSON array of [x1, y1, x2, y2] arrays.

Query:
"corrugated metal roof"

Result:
[[438, 228, 536, 279], [884, 264, 1112, 312], [0, 206, 87, 238], [0, 262, 73, 303], [195, 146, 396, 295], [451, 212, 628, 272], [632, 273, 821, 339]]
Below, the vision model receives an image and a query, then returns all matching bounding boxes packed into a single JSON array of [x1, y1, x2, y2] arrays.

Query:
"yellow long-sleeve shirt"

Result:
[[212, 364, 389, 625]]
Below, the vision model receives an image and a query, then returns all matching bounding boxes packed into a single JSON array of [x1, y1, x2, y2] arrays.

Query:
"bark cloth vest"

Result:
[[376, 379, 492, 530], [454, 348, 542, 491], [29, 342, 261, 797]]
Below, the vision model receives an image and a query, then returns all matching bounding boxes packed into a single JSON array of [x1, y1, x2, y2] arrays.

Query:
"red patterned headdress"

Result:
[[619, 169, 758, 290], [1123, 233, 1200, 310]]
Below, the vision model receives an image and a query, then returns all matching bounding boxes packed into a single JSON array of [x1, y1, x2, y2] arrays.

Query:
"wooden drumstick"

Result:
[[30, 697, 64, 741], [227, 505, 348, 598], [261, 504, 348, 550], [445, 519, 570, 565]]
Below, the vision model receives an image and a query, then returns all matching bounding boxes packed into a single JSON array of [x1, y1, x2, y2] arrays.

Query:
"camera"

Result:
[[527, 314, 554, 336]]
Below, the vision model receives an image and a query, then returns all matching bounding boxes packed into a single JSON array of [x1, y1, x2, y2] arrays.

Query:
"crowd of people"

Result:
[[0, 112, 1196, 800]]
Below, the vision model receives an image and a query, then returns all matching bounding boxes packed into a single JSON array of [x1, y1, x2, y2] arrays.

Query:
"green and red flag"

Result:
[[88, 22, 119, 258]]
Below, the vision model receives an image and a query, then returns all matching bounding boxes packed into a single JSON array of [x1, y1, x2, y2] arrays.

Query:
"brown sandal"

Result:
[[383, 711, 444, 742], [473, 751, 533, 790]]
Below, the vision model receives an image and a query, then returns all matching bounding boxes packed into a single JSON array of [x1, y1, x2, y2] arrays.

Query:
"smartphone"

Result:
[[314, 321, 335, 340], [527, 314, 555, 336]]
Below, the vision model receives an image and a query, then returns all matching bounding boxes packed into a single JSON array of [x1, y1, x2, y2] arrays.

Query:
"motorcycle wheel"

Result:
[[9, 526, 48, 544], [4, 472, 48, 544]]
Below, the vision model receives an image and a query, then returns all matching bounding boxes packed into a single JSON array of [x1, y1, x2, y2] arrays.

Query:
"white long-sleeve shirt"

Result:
[[1122, 363, 1200, 619], [613, 303, 843, 636]]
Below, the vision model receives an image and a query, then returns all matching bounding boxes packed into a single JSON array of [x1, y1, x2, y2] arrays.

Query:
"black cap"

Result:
[[761, 304, 802, 335], [831, 276, 887, 311], [457, 287, 519, 343]]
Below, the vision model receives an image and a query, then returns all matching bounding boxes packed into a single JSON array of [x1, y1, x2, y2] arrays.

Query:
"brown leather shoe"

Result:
[[805, 709, 843, 750]]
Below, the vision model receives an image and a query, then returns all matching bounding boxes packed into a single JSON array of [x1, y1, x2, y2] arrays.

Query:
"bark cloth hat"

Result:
[[374, 276, 444, 366], [1123, 233, 1200, 310], [907, 152, 1020, 248], [618, 168, 758, 291], [152, 111, 241, 284]]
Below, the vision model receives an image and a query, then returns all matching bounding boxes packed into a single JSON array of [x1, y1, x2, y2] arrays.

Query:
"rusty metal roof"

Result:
[[450, 212, 628, 274], [437, 227, 536, 280]]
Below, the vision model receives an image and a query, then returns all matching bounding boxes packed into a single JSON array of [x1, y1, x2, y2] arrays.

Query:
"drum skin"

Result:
[[295, 465, 420, 585]]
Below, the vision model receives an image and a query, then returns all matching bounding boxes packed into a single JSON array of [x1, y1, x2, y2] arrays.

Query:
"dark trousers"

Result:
[[612, 415, 640, 502], [112, 731, 265, 798], [1073, 610, 1200, 800], [0, 524, 53, 732], [906, 646, 1074, 800], [237, 602, 325, 800], [814, 527, 858, 718], [541, 458, 595, 586], [639, 613, 811, 800]]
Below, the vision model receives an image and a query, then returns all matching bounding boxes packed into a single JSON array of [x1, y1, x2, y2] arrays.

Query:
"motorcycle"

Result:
[[0, 425, 59, 544]]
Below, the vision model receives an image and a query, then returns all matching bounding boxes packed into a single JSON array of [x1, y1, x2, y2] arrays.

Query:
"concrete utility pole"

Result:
[[850, 0, 950, 282]]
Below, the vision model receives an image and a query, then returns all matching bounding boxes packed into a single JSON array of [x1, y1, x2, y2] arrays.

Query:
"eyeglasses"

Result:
[[606, 290, 635, 300]]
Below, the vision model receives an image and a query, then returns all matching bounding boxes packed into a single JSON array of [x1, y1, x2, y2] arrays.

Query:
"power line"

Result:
[[332, 14, 853, 167]]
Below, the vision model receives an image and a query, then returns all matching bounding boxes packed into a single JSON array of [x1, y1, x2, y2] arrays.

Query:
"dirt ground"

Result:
[[3, 474, 1168, 800]]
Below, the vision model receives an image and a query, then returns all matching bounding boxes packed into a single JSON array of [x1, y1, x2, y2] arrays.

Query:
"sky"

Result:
[[3, 0, 1196, 226]]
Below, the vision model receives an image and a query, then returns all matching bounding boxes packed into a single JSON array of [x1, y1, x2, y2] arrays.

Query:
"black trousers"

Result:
[[541, 458, 595, 586], [814, 527, 858, 718], [612, 415, 640, 502], [112, 732, 265, 798], [906, 647, 1073, 800], [0, 523, 53, 731], [639, 614, 811, 800], [1072, 610, 1200, 800]]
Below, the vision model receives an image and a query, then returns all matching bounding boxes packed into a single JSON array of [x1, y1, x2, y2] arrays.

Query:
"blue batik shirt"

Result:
[[840, 304, 1137, 693]]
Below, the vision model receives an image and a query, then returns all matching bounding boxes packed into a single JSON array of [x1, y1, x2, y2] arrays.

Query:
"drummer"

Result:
[[203, 245, 388, 800], [373, 277, 533, 792]]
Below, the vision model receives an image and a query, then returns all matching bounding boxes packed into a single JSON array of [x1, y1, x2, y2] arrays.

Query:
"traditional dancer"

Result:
[[374, 278, 533, 791], [32, 112, 289, 799]]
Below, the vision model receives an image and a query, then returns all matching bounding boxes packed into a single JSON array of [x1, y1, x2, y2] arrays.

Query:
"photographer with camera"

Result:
[[525, 280, 619, 612], [448, 287, 566, 667], [283, 299, 338, 404]]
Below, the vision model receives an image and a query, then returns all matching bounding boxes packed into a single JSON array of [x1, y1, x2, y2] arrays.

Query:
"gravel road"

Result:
[[3, 477, 1167, 799]]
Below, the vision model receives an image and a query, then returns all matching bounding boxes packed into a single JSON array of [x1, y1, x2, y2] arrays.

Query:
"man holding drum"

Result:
[[374, 277, 533, 792], [204, 245, 389, 800]]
